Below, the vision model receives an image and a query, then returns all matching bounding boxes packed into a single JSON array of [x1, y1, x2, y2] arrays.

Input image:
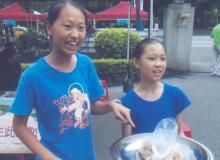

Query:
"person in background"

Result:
[[210, 23, 220, 76], [10, 1, 134, 160], [120, 38, 191, 137], [0, 41, 22, 90]]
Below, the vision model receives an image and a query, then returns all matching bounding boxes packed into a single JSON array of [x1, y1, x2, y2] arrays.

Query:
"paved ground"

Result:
[[92, 72, 220, 160]]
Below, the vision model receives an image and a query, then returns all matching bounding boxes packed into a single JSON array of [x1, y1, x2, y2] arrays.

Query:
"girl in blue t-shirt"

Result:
[[121, 38, 191, 137], [10, 1, 134, 160]]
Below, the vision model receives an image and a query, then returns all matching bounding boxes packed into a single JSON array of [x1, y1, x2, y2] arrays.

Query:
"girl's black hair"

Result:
[[47, 0, 88, 26], [134, 38, 164, 59]]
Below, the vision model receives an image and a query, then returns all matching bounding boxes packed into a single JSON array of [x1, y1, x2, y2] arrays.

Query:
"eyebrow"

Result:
[[146, 52, 166, 55]]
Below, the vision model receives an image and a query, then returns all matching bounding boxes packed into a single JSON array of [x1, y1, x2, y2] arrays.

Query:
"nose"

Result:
[[155, 59, 162, 66], [69, 28, 79, 38]]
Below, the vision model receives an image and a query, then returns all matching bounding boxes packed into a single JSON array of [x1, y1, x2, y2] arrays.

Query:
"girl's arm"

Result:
[[13, 115, 61, 160], [90, 100, 135, 127], [176, 113, 185, 136], [122, 123, 132, 137]]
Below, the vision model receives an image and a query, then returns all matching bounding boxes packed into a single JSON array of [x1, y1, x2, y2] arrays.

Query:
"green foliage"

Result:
[[94, 59, 138, 85], [21, 63, 31, 70], [16, 27, 50, 63], [94, 28, 141, 59]]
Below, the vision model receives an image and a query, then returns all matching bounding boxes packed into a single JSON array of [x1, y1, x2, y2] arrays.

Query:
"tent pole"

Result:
[[36, 16, 39, 32], [149, 0, 154, 38], [123, 0, 133, 93], [127, 0, 131, 62], [93, 20, 96, 29]]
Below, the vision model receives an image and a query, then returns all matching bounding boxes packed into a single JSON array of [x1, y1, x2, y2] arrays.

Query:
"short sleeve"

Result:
[[10, 71, 35, 116], [120, 91, 137, 124], [87, 60, 104, 101], [121, 94, 131, 109], [120, 91, 137, 112], [173, 87, 191, 115]]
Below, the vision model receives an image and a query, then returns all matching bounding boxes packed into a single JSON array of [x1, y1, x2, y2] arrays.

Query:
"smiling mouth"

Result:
[[152, 70, 164, 76], [65, 41, 79, 50], [66, 41, 78, 46], [153, 70, 162, 73]]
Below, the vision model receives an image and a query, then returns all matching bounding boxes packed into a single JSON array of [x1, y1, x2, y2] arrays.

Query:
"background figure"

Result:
[[210, 23, 220, 76], [0, 41, 22, 90]]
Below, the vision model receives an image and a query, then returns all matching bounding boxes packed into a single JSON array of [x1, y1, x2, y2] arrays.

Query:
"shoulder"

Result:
[[164, 83, 185, 95], [213, 24, 220, 32], [21, 58, 48, 78], [76, 52, 95, 70], [76, 52, 93, 64], [121, 90, 136, 104]]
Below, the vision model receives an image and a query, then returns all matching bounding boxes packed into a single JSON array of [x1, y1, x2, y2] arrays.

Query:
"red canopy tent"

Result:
[[85, 10, 95, 20], [0, 2, 46, 21], [94, 1, 148, 21]]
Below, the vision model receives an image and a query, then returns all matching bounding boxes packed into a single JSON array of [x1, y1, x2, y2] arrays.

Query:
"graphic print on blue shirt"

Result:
[[53, 83, 91, 134]]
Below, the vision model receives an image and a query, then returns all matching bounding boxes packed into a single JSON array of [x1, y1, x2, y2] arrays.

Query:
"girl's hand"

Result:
[[109, 101, 135, 128]]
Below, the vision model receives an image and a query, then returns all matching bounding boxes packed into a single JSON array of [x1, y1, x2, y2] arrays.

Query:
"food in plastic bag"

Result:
[[169, 143, 197, 160], [137, 141, 153, 160]]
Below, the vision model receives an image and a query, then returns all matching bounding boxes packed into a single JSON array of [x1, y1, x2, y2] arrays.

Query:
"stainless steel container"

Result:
[[111, 133, 214, 160]]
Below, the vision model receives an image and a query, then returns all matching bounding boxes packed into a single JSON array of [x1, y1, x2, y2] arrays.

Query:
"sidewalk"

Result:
[[190, 36, 213, 73]]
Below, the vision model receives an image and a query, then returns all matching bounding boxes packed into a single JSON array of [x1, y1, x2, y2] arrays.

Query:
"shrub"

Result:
[[94, 59, 138, 85], [16, 27, 50, 63], [94, 28, 141, 59]]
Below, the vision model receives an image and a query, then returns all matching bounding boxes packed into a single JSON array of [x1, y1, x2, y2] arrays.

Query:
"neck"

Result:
[[138, 79, 161, 92], [46, 52, 76, 72], [135, 79, 163, 100]]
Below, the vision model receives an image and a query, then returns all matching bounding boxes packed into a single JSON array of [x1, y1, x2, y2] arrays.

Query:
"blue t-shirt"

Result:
[[121, 83, 191, 134], [10, 53, 104, 160]]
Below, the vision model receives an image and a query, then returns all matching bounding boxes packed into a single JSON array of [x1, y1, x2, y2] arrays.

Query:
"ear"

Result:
[[46, 24, 52, 37]]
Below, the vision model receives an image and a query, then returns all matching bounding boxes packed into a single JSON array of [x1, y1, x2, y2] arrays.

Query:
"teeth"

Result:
[[67, 42, 77, 46]]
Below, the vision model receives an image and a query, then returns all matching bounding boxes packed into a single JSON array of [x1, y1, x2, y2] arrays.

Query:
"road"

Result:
[[92, 74, 219, 160]]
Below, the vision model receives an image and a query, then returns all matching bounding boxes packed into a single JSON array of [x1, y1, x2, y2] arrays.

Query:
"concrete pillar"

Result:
[[163, 3, 195, 72]]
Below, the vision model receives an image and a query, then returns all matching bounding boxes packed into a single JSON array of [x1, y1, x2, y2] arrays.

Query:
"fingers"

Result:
[[115, 110, 135, 128], [111, 102, 135, 127], [125, 113, 135, 128]]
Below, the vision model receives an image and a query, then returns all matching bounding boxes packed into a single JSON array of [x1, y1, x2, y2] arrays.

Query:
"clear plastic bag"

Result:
[[151, 118, 178, 159]]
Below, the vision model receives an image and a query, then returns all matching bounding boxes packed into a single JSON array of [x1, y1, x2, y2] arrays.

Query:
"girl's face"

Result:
[[136, 43, 167, 82], [47, 4, 86, 56]]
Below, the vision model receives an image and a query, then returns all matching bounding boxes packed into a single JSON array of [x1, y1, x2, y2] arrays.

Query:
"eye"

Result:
[[78, 26, 86, 31], [63, 24, 72, 29], [147, 57, 155, 61], [161, 57, 166, 61]]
